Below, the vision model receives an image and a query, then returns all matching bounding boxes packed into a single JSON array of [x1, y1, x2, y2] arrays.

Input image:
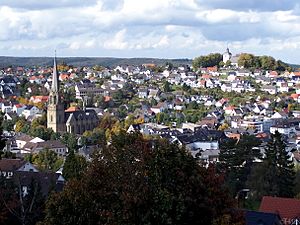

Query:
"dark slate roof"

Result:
[[177, 128, 226, 144], [0, 76, 17, 84], [245, 211, 282, 225], [0, 159, 26, 172], [65, 109, 98, 123], [14, 171, 64, 196]]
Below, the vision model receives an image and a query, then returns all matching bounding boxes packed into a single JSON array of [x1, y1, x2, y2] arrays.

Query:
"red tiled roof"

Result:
[[65, 106, 80, 112], [270, 71, 278, 76], [256, 132, 268, 138], [207, 66, 217, 72], [14, 104, 24, 108], [104, 96, 112, 102], [291, 94, 300, 99], [294, 72, 300, 76], [202, 74, 211, 79], [225, 106, 235, 110], [60, 74, 69, 80], [259, 196, 300, 225]]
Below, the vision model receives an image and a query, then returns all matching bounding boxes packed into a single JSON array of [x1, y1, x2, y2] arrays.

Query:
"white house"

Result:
[[13, 104, 26, 116], [270, 124, 296, 137], [21, 105, 41, 119]]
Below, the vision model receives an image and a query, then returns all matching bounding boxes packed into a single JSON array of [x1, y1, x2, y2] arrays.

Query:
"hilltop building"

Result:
[[223, 47, 232, 63], [47, 55, 99, 134], [222, 47, 239, 67]]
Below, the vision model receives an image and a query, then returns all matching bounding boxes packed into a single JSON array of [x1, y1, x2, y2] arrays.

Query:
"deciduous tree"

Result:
[[43, 132, 237, 225]]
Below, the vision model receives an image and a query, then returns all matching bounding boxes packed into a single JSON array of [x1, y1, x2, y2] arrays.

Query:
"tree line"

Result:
[[192, 52, 292, 71]]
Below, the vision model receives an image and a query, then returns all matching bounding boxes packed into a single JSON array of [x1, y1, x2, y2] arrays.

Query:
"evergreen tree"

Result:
[[219, 135, 261, 195], [248, 131, 295, 199], [267, 131, 295, 197], [62, 150, 87, 181]]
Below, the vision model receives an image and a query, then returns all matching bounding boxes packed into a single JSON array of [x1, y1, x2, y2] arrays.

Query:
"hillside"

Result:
[[0, 56, 192, 68]]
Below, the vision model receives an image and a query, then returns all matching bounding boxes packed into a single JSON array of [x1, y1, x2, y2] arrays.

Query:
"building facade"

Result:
[[47, 55, 99, 134]]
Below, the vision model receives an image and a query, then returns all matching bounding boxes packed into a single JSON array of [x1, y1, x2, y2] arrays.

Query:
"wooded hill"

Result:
[[0, 56, 191, 68]]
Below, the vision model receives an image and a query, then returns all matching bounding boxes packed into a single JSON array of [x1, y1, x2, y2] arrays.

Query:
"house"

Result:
[[29, 96, 49, 104], [256, 76, 269, 84], [175, 128, 226, 152], [127, 124, 142, 133], [13, 171, 64, 196], [75, 83, 105, 100], [198, 117, 218, 129], [78, 145, 98, 161], [215, 98, 228, 108], [271, 111, 288, 119], [266, 71, 279, 78], [1, 102, 12, 113], [231, 108, 244, 117], [15, 134, 38, 149], [262, 86, 277, 95], [4, 111, 17, 121], [278, 83, 289, 93], [22, 105, 41, 119], [150, 102, 167, 114], [259, 196, 300, 225], [0, 159, 38, 178], [181, 123, 202, 132], [270, 123, 296, 137], [252, 104, 265, 114], [227, 72, 237, 81], [23, 140, 68, 156], [221, 83, 232, 92], [224, 106, 235, 115], [292, 111, 300, 118], [137, 88, 148, 99], [198, 149, 220, 165], [148, 88, 160, 100], [13, 104, 26, 116]]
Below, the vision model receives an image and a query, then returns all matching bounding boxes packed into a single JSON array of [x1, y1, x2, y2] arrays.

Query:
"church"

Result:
[[47, 56, 99, 134]]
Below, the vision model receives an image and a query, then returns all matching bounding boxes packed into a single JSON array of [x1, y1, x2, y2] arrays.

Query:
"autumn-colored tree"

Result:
[[32, 149, 64, 172], [237, 53, 255, 68], [43, 132, 238, 225], [14, 117, 30, 133]]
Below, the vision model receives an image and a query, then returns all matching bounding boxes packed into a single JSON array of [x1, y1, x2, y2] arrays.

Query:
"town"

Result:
[[1, 48, 300, 224]]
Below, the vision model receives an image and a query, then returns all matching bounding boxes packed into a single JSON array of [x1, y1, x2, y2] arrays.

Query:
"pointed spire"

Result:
[[51, 50, 59, 92]]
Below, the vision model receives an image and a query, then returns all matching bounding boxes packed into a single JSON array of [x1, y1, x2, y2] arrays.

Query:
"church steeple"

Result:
[[51, 51, 59, 93], [49, 52, 60, 105], [47, 51, 65, 133]]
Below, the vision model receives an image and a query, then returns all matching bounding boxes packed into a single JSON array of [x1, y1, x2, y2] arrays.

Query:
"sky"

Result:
[[0, 0, 300, 63]]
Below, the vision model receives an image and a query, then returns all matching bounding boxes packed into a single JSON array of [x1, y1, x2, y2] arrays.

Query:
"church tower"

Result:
[[47, 53, 66, 133]]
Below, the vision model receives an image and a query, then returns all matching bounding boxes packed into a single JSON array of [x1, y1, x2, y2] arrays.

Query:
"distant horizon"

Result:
[[0, 54, 298, 66]]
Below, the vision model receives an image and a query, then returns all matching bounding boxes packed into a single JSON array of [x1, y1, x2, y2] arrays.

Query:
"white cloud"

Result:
[[103, 29, 128, 50], [0, 0, 300, 63], [153, 36, 170, 48]]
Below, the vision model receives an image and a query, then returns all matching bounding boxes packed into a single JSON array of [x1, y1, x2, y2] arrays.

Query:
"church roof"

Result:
[[65, 109, 98, 124]]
